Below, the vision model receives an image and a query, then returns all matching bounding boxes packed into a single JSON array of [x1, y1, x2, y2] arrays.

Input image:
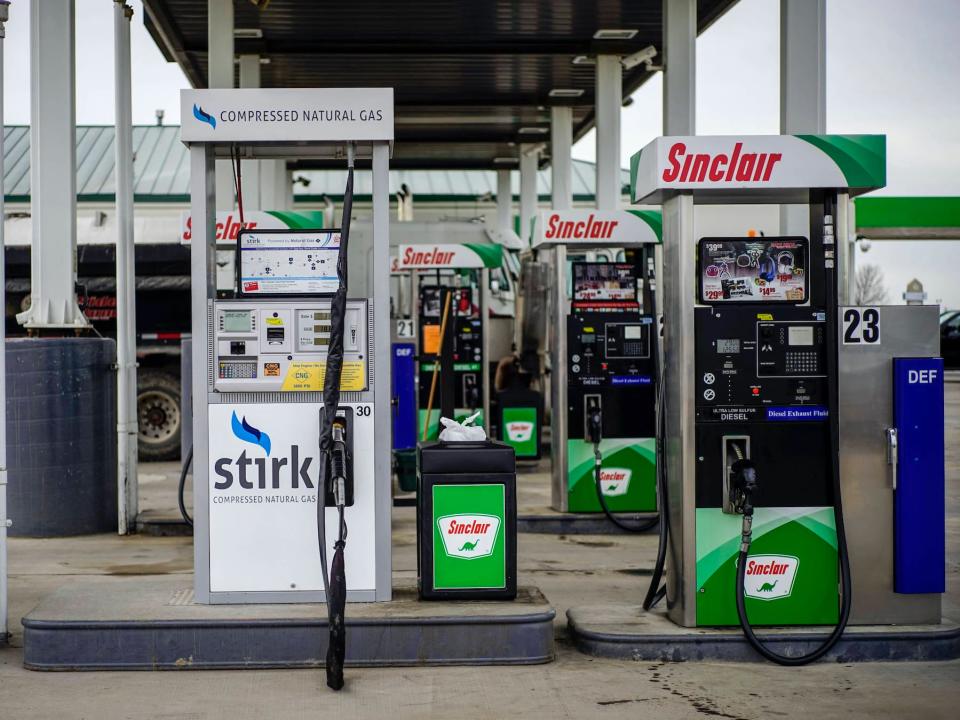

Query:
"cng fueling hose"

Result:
[[178, 447, 193, 527], [316, 146, 355, 691], [733, 197, 852, 665]]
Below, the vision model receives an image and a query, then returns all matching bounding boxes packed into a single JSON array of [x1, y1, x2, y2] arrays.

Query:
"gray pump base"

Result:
[[22, 576, 555, 670], [518, 513, 658, 535], [566, 604, 960, 662]]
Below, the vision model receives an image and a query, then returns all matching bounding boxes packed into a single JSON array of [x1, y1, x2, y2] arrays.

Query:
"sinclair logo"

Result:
[[662, 142, 783, 184], [544, 213, 620, 241], [599, 468, 631, 497], [505, 421, 534, 443], [437, 514, 501, 560], [742, 554, 799, 601], [401, 246, 456, 267]]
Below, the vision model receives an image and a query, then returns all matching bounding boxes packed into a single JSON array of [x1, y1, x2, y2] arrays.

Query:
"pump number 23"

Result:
[[842, 307, 881, 345]]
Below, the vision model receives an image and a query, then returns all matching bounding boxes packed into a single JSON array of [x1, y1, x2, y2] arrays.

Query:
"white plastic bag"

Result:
[[438, 412, 487, 442]]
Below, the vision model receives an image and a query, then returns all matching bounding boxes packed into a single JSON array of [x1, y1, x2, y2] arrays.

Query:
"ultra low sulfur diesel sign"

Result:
[[630, 135, 886, 202], [181, 88, 394, 143]]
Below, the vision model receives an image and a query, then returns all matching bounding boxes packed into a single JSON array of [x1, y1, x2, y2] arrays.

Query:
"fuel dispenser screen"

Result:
[[698, 238, 808, 304], [237, 229, 341, 296], [573, 263, 637, 302]]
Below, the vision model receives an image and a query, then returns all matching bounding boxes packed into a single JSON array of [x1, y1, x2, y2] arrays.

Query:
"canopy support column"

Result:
[[780, 0, 826, 237], [595, 55, 621, 210], [209, 0, 234, 212], [113, 0, 138, 534], [519, 144, 539, 245], [550, 106, 573, 211]]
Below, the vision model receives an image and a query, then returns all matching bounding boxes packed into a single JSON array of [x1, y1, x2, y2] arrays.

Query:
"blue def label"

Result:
[[765, 406, 828, 421], [611, 375, 653, 386]]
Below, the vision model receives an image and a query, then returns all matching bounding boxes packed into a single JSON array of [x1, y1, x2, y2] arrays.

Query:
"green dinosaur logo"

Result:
[[757, 580, 778, 592], [458, 539, 480, 552]]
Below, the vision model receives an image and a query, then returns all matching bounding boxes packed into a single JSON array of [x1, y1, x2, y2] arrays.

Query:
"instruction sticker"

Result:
[[280, 361, 367, 391]]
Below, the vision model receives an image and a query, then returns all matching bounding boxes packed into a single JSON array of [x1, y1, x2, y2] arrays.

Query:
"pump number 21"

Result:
[[842, 307, 881, 345]]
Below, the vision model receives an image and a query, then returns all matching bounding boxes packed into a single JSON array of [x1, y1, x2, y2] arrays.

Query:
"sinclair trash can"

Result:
[[497, 388, 543, 461], [417, 440, 517, 600]]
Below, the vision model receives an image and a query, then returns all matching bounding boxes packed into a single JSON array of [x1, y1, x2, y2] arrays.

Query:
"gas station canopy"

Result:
[[142, 0, 737, 169]]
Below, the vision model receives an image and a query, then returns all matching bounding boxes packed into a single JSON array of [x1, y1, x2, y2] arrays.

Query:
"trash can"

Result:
[[417, 440, 517, 600]]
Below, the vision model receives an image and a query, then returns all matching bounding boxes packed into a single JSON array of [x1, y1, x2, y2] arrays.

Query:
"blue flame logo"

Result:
[[231, 411, 271, 455], [193, 104, 216, 129]]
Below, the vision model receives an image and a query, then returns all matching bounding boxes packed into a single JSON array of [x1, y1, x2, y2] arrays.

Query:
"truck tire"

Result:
[[138, 370, 182, 461]]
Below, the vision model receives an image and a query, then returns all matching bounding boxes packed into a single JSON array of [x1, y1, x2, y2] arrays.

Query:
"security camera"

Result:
[[621, 45, 659, 71], [857, 238, 872, 253]]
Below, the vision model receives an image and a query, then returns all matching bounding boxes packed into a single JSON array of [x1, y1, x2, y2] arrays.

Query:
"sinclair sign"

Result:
[[531, 209, 661, 249], [396, 243, 502, 269], [631, 134, 886, 203]]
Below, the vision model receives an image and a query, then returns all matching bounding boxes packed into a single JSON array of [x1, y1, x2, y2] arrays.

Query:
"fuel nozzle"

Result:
[[585, 395, 603, 446], [730, 458, 758, 516], [330, 419, 349, 508]]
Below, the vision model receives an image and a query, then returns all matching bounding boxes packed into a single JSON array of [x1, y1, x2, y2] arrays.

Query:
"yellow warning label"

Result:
[[756, 313, 774, 321], [265, 316, 284, 325], [280, 361, 366, 391]]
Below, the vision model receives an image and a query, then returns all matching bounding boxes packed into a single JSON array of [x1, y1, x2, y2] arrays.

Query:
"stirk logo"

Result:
[[742, 554, 799, 601], [193, 104, 217, 129], [437, 514, 501, 560], [599, 468, 631, 497], [213, 411, 314, 490], [231, 411, 271, 455]]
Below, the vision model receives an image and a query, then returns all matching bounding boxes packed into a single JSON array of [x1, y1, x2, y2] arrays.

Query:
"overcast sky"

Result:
[[3, 0, 959, 307]]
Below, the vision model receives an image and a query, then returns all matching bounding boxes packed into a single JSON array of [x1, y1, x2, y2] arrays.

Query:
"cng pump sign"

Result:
[[695, 507, 838, 626], [630, 134, 886, 203], [206, 402, 377, 595]]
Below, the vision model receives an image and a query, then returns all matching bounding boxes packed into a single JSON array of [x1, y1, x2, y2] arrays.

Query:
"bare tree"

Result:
[[854, 264, 889, 305]]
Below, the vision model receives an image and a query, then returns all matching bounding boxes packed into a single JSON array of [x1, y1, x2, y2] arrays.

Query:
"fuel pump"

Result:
[[569, 258, 660, 530], [531, 209, 663, 523], [417, 278, 484, 437], [695, 208, 851, 664]]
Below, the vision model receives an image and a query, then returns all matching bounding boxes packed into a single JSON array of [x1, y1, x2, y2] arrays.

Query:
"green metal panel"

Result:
[[855, 196, 960, 230]]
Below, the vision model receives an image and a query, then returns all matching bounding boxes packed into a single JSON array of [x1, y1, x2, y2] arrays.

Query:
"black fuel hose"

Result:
[[317, 150, 355, 690], [592, 443, 659, 533], [178, 447, 193, 527], [642, 352, 668, 610], [733, 195, 851, 665]]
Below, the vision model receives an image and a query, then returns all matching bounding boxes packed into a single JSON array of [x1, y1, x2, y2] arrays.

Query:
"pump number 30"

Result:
[[842, 307, 881, 345]]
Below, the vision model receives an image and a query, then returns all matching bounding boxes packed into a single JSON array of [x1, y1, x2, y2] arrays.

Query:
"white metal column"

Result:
[[662, 0, 698, 627], [209, 0, 234, 212], [261, 160, 290, 211], [496, 169, 512, 233], [114, 1, 138, 534], [190, 145, 216, 604], [237, 54, 263, 210], [18, 0, 87, 329], [780, 0, 826, 236], [519, 145, 539, 245], [0, 0, 10, 643], [595, 55, 622, 210], [371, 143, 393, 601], [550, 106, 573, 211], [663, 0, 697, 136]]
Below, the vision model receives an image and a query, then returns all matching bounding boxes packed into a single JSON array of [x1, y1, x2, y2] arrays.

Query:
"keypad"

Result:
[[785, 351, 819, 375], [219, 361, 257, 379]]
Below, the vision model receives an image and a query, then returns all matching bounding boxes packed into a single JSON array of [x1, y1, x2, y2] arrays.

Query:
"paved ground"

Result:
[[1, 384, 958, 719]]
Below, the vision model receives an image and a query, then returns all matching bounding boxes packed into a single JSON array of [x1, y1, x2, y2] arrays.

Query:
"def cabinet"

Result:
[[417, 441, 517, 600]]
